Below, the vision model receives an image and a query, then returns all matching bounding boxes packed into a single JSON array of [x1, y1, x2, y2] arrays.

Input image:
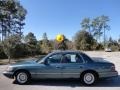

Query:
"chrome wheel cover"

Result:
[[83, 73, 95, 85], [17, 72, 28, 84]]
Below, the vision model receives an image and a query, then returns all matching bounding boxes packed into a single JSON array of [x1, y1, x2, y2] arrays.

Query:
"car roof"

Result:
[[51, 50, 82, 54]]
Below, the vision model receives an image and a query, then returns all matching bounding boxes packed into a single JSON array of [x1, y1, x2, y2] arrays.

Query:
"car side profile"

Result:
[[3, 51, 118, 85]]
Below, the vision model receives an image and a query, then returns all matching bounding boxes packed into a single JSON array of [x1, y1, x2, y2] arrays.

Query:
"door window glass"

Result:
[[61, 53, 83, 63], [47, 54, 62, 63]]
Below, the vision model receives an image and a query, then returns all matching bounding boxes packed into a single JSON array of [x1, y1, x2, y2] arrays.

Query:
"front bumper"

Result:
[[99, 71, 118, 78], [3, 71, 14, 79]]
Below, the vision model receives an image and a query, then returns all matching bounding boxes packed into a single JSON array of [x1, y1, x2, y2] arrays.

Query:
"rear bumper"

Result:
[[3, 71, 14, 79], [99, 71, 118, 78]]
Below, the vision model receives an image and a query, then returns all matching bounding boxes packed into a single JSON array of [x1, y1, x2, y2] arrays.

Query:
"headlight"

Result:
[[6, 66, 13, 72]]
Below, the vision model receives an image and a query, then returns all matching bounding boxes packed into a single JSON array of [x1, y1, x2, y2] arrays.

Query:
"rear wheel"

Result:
[[80, 72, 97, 85], [15, 71, 30, 84]]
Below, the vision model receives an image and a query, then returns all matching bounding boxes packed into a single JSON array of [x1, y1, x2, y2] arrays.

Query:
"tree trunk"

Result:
[[8, 55, 11, 64], [1, 20, 4, 41], [99, 30, 101, 43], [89, 27, 91, 35], [104, 28, 106, 48]]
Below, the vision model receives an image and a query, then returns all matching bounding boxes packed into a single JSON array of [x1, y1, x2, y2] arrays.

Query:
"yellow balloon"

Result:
[[56, 34, 64, 42]]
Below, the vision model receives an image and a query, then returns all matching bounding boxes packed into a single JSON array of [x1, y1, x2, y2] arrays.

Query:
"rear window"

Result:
[[81, 53, 93, 63]]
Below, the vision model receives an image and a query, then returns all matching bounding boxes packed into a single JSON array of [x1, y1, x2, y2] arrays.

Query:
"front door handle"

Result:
[[56, 66, 65, 69], [56, 66, 61, 68]]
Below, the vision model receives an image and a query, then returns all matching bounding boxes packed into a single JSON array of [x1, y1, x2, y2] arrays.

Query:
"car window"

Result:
[[47, 54, 62, 63], [61, 53, 83, 63], [81, 53, 93, 63]]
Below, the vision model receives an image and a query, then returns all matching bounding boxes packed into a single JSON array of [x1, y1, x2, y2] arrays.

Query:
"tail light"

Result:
[[111, 65, 115, 71]]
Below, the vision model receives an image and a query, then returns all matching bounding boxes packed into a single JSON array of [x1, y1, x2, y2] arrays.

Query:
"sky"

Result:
[[20, 0, 120, 40]]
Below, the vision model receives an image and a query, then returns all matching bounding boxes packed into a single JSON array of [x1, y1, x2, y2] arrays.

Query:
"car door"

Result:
[[61, 52, 85, 78], [36, 53, 63, 79]]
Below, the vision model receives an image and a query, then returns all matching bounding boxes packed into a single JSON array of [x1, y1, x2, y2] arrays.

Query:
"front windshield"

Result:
[[36, 55, 46, 63]]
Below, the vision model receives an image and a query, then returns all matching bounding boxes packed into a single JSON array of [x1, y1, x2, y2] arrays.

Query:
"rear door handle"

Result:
[[56, 66, 61, 68], [79, 66, 83, 68], [56, 66, 65, 69]]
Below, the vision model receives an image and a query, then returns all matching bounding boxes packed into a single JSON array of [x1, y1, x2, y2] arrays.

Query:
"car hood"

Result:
[[11, 60, 37, 66]]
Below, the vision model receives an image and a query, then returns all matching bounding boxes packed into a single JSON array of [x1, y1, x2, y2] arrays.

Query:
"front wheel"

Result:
[[81, 72, 97, 85], [15, 71, 30, 84]]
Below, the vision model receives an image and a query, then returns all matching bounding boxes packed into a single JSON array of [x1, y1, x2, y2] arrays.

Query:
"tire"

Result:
[[80, 72, 97, 85], [15, 71, 30, 84]]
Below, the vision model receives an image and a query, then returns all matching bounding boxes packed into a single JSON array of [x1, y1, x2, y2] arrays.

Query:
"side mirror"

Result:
[[44, 57, 52, 65], [44, 60, 49, 65]]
